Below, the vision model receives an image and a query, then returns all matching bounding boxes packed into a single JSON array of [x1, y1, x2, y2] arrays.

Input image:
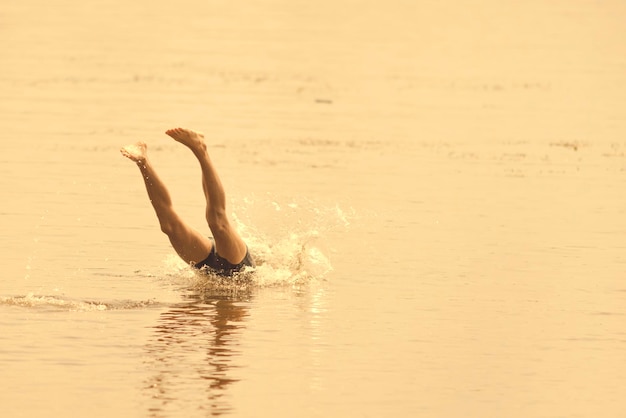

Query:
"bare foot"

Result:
[[165, 127, 206, 152], [120, 141, 148, 163]]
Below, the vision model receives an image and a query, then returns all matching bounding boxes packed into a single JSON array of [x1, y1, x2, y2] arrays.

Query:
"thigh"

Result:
[[165, 216, 215, 266], [211, 223, 249, 265]]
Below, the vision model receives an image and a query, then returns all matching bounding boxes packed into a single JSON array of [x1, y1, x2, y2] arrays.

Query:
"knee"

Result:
[[206, 209, 229, 234], [159, 220, 180, 236]]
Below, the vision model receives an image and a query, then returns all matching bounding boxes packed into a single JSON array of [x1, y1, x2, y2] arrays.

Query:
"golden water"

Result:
[[1, 0, 625, 417]]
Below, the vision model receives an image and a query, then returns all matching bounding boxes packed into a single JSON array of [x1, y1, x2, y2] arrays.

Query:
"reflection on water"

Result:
[[143, 284, 252, 416]]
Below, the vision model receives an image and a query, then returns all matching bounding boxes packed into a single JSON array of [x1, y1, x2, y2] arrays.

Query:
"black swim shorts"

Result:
[[194, 241, 255, 276]]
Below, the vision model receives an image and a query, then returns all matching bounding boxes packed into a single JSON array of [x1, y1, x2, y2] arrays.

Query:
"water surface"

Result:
[[2, 1, 626, 417]]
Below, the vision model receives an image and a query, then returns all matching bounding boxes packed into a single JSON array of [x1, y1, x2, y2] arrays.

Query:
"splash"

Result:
[[232, 195, 351, 287], [4, 197, 353, 310], [160, 195, 353, 289]]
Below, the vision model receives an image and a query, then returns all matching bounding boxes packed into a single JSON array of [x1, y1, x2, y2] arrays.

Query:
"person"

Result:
[[120, 127, 255, 276]]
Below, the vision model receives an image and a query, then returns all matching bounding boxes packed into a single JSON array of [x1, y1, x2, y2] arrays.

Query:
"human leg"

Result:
[[164, 128, 248, 265], [120, 141, 214, 265]]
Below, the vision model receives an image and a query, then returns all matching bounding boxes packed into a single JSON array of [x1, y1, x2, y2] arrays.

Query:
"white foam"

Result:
[[1, 293, 108, 311], [0, 292, 162, 312]]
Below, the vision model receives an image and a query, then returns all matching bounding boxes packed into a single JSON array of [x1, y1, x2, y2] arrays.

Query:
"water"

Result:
[[2, 0, 626, 417]]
